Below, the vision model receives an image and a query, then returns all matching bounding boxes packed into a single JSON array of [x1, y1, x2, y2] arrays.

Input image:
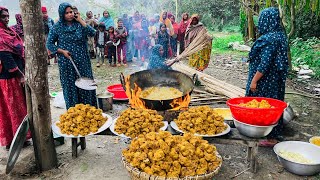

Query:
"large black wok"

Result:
[[120, 69, 195, 111]]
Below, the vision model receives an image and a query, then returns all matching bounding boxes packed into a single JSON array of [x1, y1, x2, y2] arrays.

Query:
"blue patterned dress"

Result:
[[46, 3, 97, 109], [246, 8, 289, 138], [147, 44, 171, 70], [246, 8, 289, 101]]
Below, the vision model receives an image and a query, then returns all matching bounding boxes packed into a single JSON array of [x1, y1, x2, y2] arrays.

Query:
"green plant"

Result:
[[291, 37, 320, 79], [210, 32, 247, 56]]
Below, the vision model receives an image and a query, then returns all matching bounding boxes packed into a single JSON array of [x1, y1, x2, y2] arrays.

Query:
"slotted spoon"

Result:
[[69, 57, 97, 90]]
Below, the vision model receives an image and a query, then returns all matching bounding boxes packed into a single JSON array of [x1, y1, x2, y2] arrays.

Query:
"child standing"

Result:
[[115, 19, 128, 66], [156, 23, 170, 58], [107, 26, 117, 67], [94, 23, 108, 67]]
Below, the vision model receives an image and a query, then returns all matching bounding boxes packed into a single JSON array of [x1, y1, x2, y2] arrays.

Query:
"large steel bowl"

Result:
[[233, 118, 277, 138], [274, 141, 320, 176]]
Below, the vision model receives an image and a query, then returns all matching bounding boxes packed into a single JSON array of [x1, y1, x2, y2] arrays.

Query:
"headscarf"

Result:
[[249, 7, 288, 72], [99, 10, 114, 29], [159, 11, 174, 36], [184, 14, 205, 48], [42, 6, 49, 20], [148, 44, 169, 69], [11, 14, 24, 39], [58, 2, 73, 23], [0, 7, 24, 58]]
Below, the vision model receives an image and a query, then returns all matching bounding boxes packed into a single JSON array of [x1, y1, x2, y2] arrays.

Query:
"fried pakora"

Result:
[[238, 99, 274, 108], [174, 106, 227, 135], [122, 131, 222, 178], [56, 104, 107, 136], [114, 108, 164, 138]]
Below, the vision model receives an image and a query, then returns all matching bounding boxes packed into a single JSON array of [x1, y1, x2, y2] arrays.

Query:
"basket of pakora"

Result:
[[52, 104, 113, 137], [110, 108, 168, 139], [227, 97, 287, 126], [170, 106, 230, 137], [122, 131, 222, 180]]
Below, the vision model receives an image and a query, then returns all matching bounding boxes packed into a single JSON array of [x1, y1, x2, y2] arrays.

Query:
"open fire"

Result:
[[125, 75, 191, 110]]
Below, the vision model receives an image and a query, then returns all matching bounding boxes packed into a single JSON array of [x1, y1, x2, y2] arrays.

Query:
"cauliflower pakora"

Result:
[[114, 108, 164, 138], [123, 131, 222, 178], [56, 104, 107, 136], [174, 106, 227, 135], [238, 99, 274, 108]]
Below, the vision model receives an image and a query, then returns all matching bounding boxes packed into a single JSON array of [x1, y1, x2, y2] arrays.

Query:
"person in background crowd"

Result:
[[115, 19, 128, 66], [94, 23, 108, 67], [97, 13, 100, 20], [122, 14, 131, 31], [86, 11, 98, 59], [185, 14, 212, 71], [140, 18, 150, 64], [168, 13, 179, 56], [99, 10, 114, 30], [246, 8, 289, 146], [147, 44, 171, 70], [148, 19, 157, 48], [94, 14, 98, 21], [46, 2, 97, 109], [0, 7, 31, 150], [107, 26, 117, 67], [126, 16, 134, 62], [132, 11, 142, 61], [10, 14, 24, 41], [159, 11, 174, 36], [178, 12, 190, 53], [156, 23, 170, 58], [42, 6, 56, 65], [153, 13, 161, 32]]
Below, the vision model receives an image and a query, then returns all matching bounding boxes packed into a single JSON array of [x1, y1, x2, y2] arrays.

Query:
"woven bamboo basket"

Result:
[[121, 152, 222, 180]]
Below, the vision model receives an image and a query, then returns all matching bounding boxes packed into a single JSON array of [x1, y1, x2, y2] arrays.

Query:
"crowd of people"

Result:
[[0, 2, 288, 149], [82, 10, 202, 69]]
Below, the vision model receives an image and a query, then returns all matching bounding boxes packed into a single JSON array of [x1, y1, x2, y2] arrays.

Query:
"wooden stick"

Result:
[[191, 97, 227, 102]]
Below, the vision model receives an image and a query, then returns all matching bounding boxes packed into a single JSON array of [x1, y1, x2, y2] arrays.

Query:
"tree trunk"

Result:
[[20, 0, 58, 171], [247, 0, 255, 41]]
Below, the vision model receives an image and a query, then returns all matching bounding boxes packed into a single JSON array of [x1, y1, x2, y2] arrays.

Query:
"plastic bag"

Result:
[[53, 91, 66, 109]]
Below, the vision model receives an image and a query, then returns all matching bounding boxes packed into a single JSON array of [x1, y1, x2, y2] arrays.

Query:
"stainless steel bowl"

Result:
[[274, 141, 320, 176], [283, 103, 295, 125], [233, 118, 277, 138]]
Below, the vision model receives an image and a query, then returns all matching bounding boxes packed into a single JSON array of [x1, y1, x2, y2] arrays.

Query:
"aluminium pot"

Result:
[[97, 92, 114, 112]]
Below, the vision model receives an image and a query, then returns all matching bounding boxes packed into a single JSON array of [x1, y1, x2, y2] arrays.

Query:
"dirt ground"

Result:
[[0, 55, 320, 180]]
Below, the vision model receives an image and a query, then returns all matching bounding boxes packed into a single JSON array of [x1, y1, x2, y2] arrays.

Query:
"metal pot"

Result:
[[283, 103, 295, 125], [97, 92, 114, 112], [120, 69, 195, 111]]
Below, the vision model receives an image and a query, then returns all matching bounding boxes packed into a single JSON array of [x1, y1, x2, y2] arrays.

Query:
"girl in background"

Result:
[[156, 23, 170, 58], [178, 13, 190, 53], [107, 26, 117, 67]]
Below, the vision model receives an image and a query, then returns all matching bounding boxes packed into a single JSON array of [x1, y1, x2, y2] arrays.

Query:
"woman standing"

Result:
[[10, 14, 24, 41], [178, 13, 190, 53], [0, 7, 30, 149], [99, 10, 114, 30], [184, 14, 212, 71], [246, 8, 288, 144], [157, 23, 170, 59], [46, 3, 97, 109]]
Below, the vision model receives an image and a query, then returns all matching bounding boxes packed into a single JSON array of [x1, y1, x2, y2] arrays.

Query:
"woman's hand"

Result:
[[75, 12, 87, 27], [61, 50, 71, 59], [250, 80, 258, 92]]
